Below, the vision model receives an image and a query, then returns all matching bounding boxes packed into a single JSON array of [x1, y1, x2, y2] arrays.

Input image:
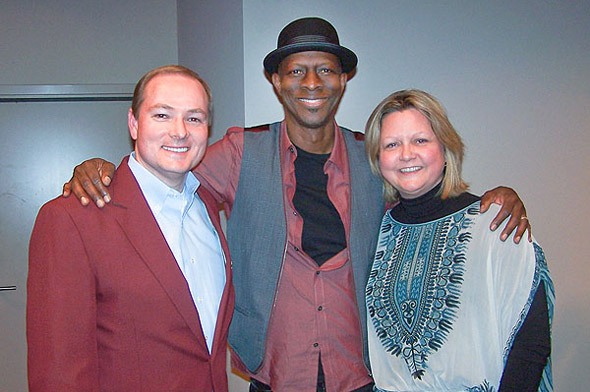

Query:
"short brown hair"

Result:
[[365, 89, 468, 202], [131, 65, 213, 125]]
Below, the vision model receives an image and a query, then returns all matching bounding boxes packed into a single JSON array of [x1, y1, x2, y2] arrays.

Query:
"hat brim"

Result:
[[263, 42, 358, 75]]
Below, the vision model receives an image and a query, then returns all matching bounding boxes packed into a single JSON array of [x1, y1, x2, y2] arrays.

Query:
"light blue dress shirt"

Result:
[[128, 153, 226, 353]]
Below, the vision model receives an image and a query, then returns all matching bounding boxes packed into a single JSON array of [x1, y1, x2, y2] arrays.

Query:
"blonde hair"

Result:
[[365, 89, 468, 202]]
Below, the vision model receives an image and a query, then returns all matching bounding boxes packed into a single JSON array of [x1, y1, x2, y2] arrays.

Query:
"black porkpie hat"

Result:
[[263, 17, 358, 75]]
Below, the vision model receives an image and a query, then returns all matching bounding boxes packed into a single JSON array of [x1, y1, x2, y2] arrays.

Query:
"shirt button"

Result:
[[293, 211, 297, 215], [191, 258, 195, 264], [289, 146, 295, 153], [316, 271, 321, 275], [294, 246, 300, 251], [318, 306, 323, 311], [313, 343, 319, 348]]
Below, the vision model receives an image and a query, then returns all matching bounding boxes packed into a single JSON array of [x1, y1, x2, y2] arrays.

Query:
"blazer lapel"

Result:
[[109, 158, 207, 348], [198, 186, 235, 353]]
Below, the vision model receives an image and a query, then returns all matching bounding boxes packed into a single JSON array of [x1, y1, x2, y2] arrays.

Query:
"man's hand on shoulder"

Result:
[[62, 158, 116, 208], [480, 186, 532, 244]]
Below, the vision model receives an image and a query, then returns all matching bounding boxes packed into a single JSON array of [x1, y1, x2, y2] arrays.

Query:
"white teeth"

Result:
[[162, 146, 188, 153], [400, 166, 421, 173], [300, 98, 322, 103]]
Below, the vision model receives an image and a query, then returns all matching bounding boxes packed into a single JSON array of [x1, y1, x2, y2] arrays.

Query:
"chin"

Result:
[[398, 188, 423, 199], [298, 118, 331, 130], [162, 163, 191, 174]]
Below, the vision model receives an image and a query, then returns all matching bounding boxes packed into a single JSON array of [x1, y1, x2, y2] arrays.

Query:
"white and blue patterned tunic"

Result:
[[367, 201, 553, 392]]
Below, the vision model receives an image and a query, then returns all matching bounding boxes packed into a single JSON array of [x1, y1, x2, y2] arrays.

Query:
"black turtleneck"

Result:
[[389, 182, 550, 391], [390, 182, 479, 224]]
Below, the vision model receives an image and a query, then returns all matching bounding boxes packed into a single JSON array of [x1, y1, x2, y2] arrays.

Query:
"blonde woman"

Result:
[[365, 90, 553, 392]]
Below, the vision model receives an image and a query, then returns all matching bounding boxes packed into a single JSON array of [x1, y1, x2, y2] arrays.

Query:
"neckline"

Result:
[[396, 182, 445, 219], [390, 183, 480, 224]]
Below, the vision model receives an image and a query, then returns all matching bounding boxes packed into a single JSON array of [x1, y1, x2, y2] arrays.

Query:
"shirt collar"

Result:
[[127, 152, 200, 215], [279, 120, 348, 171]]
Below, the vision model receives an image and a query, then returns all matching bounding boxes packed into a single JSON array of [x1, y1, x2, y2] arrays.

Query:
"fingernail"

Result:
[[490, 224, 497, 231], [104, 176, 112, 185], [515, 236, 521, 243], [501, 233, 507, 241], [81, 197, 89, 206], [97, 199, 105, 208], [104, 195, 111, 203]]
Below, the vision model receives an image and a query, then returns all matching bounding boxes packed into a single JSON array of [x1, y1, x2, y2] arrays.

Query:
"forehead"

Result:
[[381, 109, 434, 135], [279, 51, 342, 68], [142, 73, 208, 108]]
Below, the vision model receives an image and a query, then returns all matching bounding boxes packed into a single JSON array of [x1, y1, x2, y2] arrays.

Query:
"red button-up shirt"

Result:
[[196, 122, 371, 391]]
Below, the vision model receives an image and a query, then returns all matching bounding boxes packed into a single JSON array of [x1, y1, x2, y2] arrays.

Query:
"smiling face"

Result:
[[378, 108, 446, 199], [128, 73, 209, 191], [271, 51, 347, 134]]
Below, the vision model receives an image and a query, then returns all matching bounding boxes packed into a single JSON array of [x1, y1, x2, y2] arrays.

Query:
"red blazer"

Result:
[[27, 158, 234, 392]]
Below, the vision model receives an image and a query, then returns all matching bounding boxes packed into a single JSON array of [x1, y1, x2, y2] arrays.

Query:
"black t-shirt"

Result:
[[293, 146, 346, 266]]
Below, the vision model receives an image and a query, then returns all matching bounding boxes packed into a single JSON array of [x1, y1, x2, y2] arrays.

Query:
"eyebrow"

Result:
[[288, 60, 339, 68], [149, 104, 207, 115], [186, 108, 207, 115]]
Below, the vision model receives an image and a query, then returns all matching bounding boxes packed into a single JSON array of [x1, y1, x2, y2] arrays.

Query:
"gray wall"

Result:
[[241, 1, 590, 391], [177, 0, 245, 141], [0, 0, 178, 84]]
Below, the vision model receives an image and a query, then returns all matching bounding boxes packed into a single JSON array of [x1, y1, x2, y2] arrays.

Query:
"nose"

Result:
[[169, 117, 188, 139], [400, 143, 415, 161], [301, 71, 321, 90]]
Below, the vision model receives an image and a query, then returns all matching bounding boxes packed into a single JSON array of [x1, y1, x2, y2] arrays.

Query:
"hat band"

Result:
[[285, 35, 336, 46]]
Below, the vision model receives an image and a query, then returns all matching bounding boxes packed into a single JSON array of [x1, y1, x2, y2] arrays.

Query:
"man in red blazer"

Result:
[[27, 65, 234, 391]]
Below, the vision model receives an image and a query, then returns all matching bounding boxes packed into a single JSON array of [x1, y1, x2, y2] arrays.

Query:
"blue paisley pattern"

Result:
[[367, 205, 479, 379]]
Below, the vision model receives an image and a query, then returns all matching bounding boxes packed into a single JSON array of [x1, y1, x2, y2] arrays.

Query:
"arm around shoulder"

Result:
[[480, 186, 531, 243], [62, 158, 116, 208], [195, 127, 245, 207]]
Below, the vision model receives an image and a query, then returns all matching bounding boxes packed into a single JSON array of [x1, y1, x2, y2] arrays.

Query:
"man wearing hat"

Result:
[[64, 17, 529, 392]]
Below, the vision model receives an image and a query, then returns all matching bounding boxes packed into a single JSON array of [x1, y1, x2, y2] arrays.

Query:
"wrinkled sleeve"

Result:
[[27, 201, 99, 392], [195, 128, 244, 214]]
